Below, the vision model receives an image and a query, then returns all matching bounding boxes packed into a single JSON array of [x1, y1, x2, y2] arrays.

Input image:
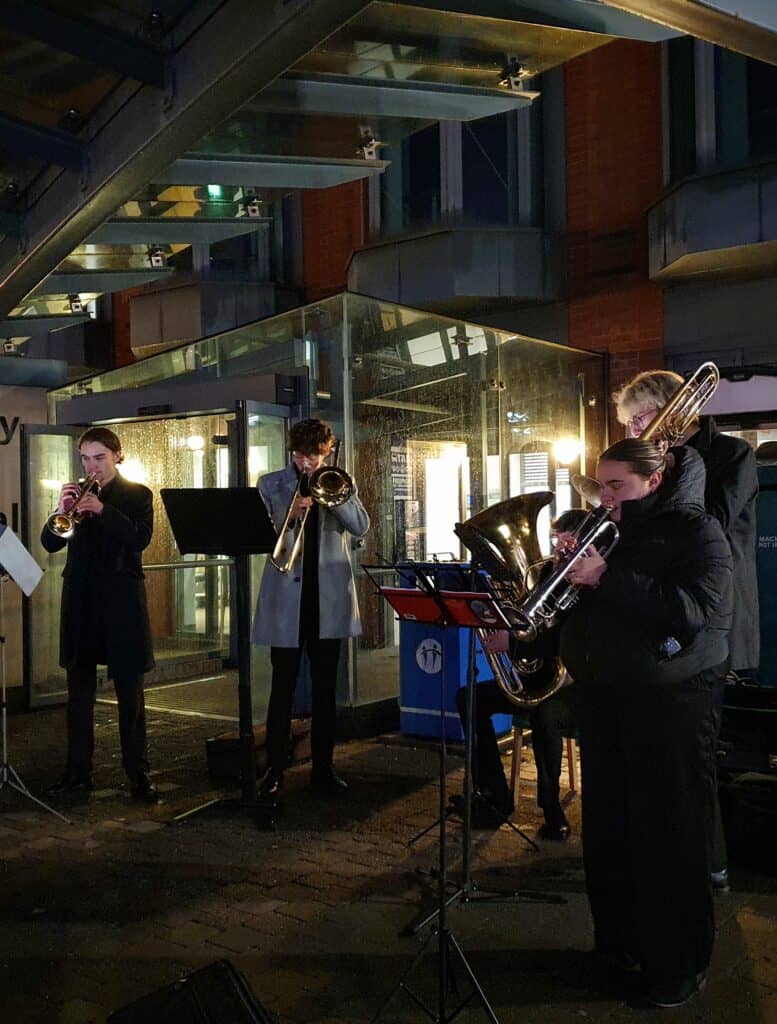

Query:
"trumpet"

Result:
[[45, 474, 100, 539], [270, 442, 354, 573]]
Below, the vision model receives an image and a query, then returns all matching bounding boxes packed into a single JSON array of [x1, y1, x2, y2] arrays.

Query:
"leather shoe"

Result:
[[47, 773, 92, 795], [538, 805, 571, 841], [258, 770, 283, 803], [130, 773, 159, 804], [310, 768, 348, 796], [643, 971, 706, 1008], [711, 867, 730, 893]]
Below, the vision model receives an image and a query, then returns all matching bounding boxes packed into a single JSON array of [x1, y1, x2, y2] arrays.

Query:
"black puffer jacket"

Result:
[[559, 446, 732, 689]]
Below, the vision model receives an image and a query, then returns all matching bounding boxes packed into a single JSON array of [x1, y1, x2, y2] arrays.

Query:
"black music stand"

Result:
[[0, 520, 69, 822], [160, 488, 276, 822], [370, 576, 500, 1024], [368, 565, 565, 940]]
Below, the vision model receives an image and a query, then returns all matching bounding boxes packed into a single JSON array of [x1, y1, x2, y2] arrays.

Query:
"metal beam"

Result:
[[404, 0, 679, 39], [593, 1, 777, 64], [0, 0, 372, 316], [86, 217, 270, 245], [158, 153, 388, 189], [0, 112, 85, 170], [0, 314, 90, 336], [254, 72, 537, 120], [0, 3, 166, 87], [30, 269, 174, 298]]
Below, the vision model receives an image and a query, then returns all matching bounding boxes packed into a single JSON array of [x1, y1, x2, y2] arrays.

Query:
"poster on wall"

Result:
[[390, 446, 411, 500]]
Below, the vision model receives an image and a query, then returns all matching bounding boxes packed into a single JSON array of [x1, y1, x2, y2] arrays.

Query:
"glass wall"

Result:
[[49, 293, 605, 715]]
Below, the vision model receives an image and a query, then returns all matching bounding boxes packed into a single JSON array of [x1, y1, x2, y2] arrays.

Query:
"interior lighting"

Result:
[[553, 437, 582, 465], [186, 434, 205, 452], [120, 458, 148, 484], [207, 184, 223, 200]]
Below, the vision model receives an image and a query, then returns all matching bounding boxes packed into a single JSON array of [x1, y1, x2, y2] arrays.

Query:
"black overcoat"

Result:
[[559, 446, 733, 688], [687, 416, 760, 671], [40, 473, 155, 676]]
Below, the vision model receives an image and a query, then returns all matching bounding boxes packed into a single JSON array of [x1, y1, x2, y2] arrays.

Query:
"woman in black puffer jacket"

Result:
[[559, 438, 732, 1009]]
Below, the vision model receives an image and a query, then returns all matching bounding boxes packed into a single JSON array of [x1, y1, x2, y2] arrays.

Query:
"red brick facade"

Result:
[[301, 180, 366, 302], [565, 38, 666, 424]]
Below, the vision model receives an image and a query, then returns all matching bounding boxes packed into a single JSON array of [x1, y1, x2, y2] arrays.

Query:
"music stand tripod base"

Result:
[[0, 529, 70, 824]]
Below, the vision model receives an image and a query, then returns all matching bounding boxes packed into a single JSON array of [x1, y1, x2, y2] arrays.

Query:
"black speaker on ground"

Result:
[[108, 960, 278, 1023]]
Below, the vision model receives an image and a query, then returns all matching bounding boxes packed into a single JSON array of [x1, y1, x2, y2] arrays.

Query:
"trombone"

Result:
[[45, 474, 100, 539], [270, 441, 355, 574]]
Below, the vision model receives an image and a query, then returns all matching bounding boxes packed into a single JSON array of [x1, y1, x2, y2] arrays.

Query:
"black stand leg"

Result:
[[0, 577, 70, 824], [373, 647, 500, 1023], [406, 583, 564, 936], [173, 552, 256, 824]]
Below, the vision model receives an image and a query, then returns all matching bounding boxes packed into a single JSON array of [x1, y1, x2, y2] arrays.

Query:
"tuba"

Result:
[[640, 360, 720, 447], [454, 493, 570, 709], [270, 440, 355, 573], [45, 474, 100, 539]]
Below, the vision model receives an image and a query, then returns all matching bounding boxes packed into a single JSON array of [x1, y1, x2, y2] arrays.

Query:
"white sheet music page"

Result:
[[0, 525, 44, 596]]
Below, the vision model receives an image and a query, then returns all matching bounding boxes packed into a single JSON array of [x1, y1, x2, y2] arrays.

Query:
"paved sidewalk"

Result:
[[0, 700, 774, 1023]]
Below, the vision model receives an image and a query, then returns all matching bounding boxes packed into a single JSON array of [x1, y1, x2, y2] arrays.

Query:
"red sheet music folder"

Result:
[[379, 587, 511, 629]]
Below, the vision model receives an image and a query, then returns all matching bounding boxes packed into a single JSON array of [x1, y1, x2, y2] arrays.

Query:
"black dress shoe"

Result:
[[258, 770, 284, 804], [310, 768, 348, 796], [538, 805, 571, 841], [711, 867, 730, 893], [642, 971, 706, 1008], [48, 774, 92, 795], [130, 773, 159, 804]]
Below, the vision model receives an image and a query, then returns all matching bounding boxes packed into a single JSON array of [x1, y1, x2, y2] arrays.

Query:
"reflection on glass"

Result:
[[48, 292, 607, 712]]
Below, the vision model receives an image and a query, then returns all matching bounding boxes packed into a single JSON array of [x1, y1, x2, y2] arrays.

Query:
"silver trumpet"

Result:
[[509, 477, 619, 643]]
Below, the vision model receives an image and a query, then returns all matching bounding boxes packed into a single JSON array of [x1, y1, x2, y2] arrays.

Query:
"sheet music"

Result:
[[0, 525, 44, 596]]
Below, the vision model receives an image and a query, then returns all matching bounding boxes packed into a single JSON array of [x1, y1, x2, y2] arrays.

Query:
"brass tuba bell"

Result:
[[455, 493, 569, 709]]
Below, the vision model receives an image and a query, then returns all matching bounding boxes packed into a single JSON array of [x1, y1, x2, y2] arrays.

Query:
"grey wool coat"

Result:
[[251, 463, 370, 648]]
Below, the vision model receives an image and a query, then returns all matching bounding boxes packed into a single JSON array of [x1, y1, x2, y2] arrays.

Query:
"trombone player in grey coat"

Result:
[[252, 419, 369, 803]]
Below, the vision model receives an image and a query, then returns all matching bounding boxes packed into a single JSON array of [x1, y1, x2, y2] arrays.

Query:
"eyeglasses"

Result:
[[626, 409, 656, 431]]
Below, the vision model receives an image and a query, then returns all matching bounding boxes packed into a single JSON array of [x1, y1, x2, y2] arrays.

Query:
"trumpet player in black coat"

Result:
[[560, 438, 732, 1008], [41, 427, 157, 802]]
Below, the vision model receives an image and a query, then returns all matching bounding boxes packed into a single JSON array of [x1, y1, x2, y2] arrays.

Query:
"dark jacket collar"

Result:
[[685, 415, 718, 457], [617, 445, 706, 529]]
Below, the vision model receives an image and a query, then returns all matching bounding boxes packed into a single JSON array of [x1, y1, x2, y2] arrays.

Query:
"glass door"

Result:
[[22, 425, 82, 707]]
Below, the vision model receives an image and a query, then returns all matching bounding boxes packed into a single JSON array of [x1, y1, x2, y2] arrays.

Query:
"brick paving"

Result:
[[0, 701, 774, 1023]]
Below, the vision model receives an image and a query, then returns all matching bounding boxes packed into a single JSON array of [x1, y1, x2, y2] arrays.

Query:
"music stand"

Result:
[[369, 567, 565, 939], [0, 519, 69, 822], [160, 488, 276, 822], [370, 575, 500, 1023]]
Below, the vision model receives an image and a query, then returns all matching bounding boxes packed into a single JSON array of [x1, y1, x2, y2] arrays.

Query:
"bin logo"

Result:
[[416, 638, 442, 674]]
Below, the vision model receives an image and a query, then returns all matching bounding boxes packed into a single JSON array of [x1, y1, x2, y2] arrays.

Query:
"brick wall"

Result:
[[565, 38, 666, 431], [301, 180, 366, 302]]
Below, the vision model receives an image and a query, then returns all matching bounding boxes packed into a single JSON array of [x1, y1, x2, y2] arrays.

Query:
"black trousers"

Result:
[[455, 681, 579, 813], [455, 680, 514, 806], [710, 672, 728, 874], [266, 638, 341, 775], [66, 665, 149, 781], [578, 669, 720, 986], [529, 686, 580, 812]]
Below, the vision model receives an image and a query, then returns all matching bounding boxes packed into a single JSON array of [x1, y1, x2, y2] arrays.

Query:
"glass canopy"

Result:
[[49, 291, 607, 712]]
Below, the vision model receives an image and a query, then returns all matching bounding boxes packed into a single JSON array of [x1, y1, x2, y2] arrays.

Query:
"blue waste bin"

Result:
[[396, 563, 514, 741]]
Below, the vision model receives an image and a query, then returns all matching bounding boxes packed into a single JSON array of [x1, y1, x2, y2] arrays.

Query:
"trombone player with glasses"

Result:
[[252, 419, 369, 805]]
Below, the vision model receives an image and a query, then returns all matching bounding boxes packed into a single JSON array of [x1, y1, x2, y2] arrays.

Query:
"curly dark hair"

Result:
[[288, 419, 334, 455], [78, 427, 123, 463], [598, 437, 665, 478]]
